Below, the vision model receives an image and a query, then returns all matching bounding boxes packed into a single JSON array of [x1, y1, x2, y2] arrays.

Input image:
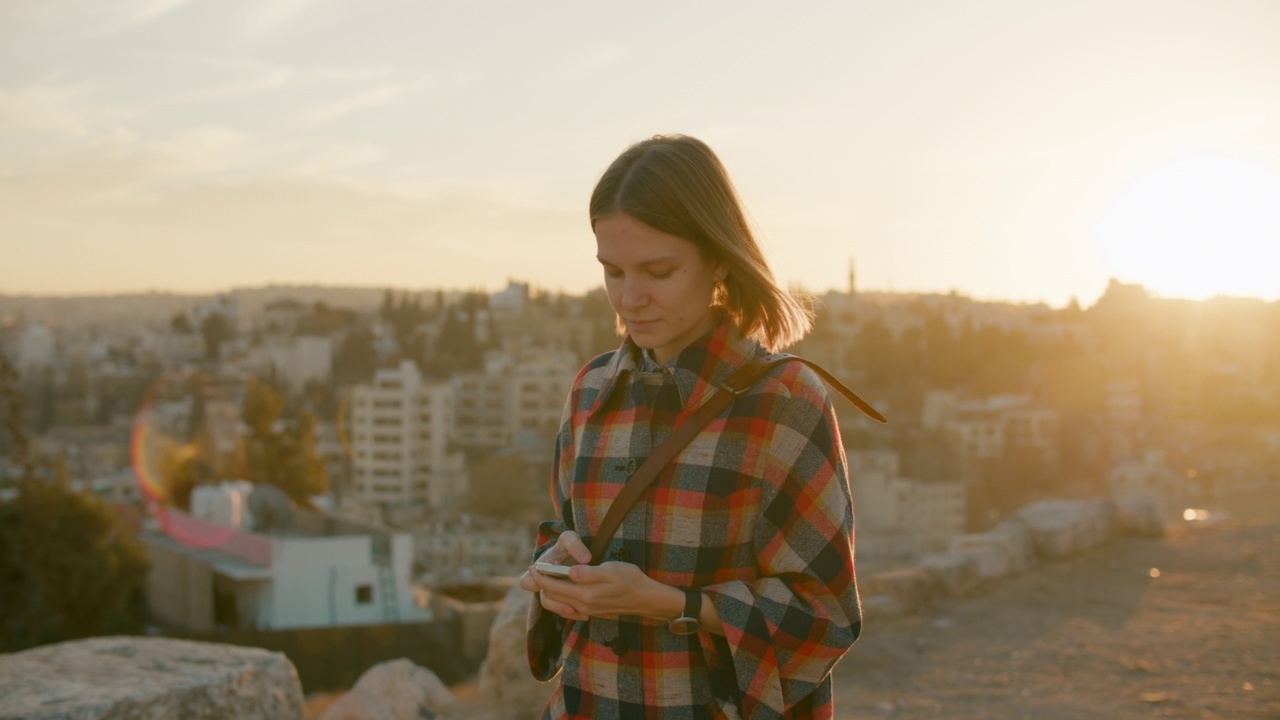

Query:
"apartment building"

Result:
[[452, 350, 575, 451], [847, 448, 966, 560], [939, 394, 1062, 479], [349, 360, 468, 514], [252, 335, 332, 393]]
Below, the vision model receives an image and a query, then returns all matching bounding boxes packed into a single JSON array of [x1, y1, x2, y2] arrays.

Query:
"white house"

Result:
[[142, 506, 432, 633]]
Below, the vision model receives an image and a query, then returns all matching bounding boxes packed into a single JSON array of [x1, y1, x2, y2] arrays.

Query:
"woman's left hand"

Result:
[[527, 560, 675, 623]]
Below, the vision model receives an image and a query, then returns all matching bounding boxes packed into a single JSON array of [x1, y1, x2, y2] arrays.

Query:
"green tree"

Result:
[[242, 379, 328, 505], [0, 354, 150, 652], [200, 312, 235, 361], [170, 313, 193, 334], [334, 327, 378, 385]]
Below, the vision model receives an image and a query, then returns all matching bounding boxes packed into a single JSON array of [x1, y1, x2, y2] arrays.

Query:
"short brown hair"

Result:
[[589, 134, 813, 351]]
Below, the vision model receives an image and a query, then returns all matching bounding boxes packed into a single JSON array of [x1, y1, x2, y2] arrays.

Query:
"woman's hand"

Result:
[[518, 530, 591, 595], [527, 560, 685, 624]]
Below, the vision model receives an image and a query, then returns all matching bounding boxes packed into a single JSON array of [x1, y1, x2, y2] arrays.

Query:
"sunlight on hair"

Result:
[[1095, 154, 1280, 300]]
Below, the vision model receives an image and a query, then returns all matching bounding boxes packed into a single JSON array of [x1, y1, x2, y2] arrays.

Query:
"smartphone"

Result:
[[533, 561, 574, 580]]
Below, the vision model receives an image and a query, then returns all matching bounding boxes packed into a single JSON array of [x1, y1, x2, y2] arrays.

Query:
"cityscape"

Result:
[[2, 272, 1277, 716]]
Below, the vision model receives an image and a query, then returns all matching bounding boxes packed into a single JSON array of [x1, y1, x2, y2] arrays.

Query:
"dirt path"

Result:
[[832, 494, 1280, 719]]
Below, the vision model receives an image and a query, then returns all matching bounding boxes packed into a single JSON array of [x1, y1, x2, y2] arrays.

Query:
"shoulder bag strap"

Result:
[[587, 353, 886, 565]]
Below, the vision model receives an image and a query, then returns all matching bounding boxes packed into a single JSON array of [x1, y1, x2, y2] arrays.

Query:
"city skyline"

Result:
[[3, 1, 1280, 305]]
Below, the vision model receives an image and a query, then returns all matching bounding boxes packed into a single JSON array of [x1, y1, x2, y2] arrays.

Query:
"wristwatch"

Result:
[[668, 588, 702, 635]]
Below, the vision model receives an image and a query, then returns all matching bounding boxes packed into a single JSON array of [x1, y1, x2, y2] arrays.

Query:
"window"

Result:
[[355, 585, 373, 604]]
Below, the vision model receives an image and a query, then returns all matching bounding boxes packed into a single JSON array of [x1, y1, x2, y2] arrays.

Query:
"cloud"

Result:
[[152, 125, 251, 172], [90, 0, 194, 35], [291, 142, 386, 175], [234, 0, 315, 39], [0, 82, 93, 136], [298, 83, 408, 127]]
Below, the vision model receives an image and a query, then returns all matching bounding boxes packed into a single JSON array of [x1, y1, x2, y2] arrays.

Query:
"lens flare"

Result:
[[130, 370, 241, 550]]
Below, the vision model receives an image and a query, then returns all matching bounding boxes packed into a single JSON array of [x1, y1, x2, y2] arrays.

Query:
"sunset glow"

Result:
[[1096, 155, 1280, 300]]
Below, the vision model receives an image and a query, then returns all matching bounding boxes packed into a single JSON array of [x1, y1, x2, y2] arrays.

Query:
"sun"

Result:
[[1095, 154, 1280, 301]]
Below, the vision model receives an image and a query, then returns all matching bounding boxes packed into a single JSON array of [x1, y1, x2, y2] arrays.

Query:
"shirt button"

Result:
[[609, 547, 632, 562], [607, 636, 628, 656]]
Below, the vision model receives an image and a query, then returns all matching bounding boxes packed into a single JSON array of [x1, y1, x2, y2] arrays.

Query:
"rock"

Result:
[[860, 594, 906, 619], [947, 536, 1014, 579], [989, 519, 1038, 573], [861, 567, 937, 614], [1016, 499, 1113, 559], [947, 520, 1036, 579], [0, 636, 303, 720], [318, 659, 457, 720], [475, 584, 555, 720], [917, 552, 981, 597], [1113, 493, 1166, 538]]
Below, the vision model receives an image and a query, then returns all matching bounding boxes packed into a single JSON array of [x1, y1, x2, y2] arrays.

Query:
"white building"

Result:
[[453, 350, 575, 451], [350, 360, 468, 514], [413, 514, 535, 587], [15, 322, 56, 372], [941, 394, 1062, 478], [143, 507, 431, 632], [258, 335, 333, 393], [192, 293, 241, 333], [259, 299, 309, 335], [847, 449, 966, 560], [489, 281, 530, 315], [140, 328, 204, 369]]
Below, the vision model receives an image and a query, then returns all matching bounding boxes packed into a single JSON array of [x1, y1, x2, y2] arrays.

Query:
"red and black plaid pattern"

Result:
[[528, 318, 861, 719]]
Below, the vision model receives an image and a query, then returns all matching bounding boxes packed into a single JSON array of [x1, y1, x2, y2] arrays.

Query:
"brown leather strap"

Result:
[[587, 354, 886, 565]]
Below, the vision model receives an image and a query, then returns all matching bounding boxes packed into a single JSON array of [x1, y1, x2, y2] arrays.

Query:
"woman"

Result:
[[519, 134, 861, 719]]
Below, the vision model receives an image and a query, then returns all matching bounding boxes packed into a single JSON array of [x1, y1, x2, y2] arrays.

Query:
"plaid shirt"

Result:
[[528, 318, 861, 720]]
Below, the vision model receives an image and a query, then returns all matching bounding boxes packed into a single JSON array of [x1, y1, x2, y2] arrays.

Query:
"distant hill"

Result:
[[0, 285, 449, 328]]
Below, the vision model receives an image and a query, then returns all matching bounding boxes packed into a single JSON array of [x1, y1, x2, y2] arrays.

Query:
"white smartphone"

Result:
[[533, 561, 574, 580]]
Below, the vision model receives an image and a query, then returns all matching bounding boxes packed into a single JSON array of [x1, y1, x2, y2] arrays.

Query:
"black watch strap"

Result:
[[668, 588, 702, 635]]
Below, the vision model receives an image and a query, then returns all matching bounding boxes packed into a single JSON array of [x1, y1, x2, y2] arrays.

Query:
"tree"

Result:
[[334, 327, 378, 386], [0, 354, 150, 652], [0, 479, 151, 652], [241, 379, 328, 505], [200, 312, 235, 361], [170, 313, 193, 334]]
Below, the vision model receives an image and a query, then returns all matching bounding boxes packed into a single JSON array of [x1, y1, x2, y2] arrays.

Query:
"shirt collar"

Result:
[[590, 313, 765, 418]]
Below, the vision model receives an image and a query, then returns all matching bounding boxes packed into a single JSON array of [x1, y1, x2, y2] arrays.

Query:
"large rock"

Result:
[[1016, 498, 1114, 559], [1113, 492, 1166, 537], [318, 659, 457, 720], [945, 538, 1013, 579], [860, 567, 937, 614], [947, 520, 1037, 579], [0, 636, 303, 720], [917, 552, 981, 597], [475, 584, 555, 720]]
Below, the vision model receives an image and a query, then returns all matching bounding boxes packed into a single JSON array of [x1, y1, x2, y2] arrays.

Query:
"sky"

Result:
[[2, 0, 1279, 306]]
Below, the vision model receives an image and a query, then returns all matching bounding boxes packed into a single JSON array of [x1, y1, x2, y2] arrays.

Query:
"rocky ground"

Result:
[[832, 489, 1279, 719], [305, 488, 1279, 719]]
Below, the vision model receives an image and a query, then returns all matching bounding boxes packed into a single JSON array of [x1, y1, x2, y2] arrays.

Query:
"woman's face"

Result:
[[595, 213, 724, 364]]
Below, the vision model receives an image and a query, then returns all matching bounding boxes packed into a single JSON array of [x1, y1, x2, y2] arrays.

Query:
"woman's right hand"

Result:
[[518, 530, 591, 593]]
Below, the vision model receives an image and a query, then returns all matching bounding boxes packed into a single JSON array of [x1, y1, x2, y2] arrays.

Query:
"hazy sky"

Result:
[[3, 0, 1279, 305]]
